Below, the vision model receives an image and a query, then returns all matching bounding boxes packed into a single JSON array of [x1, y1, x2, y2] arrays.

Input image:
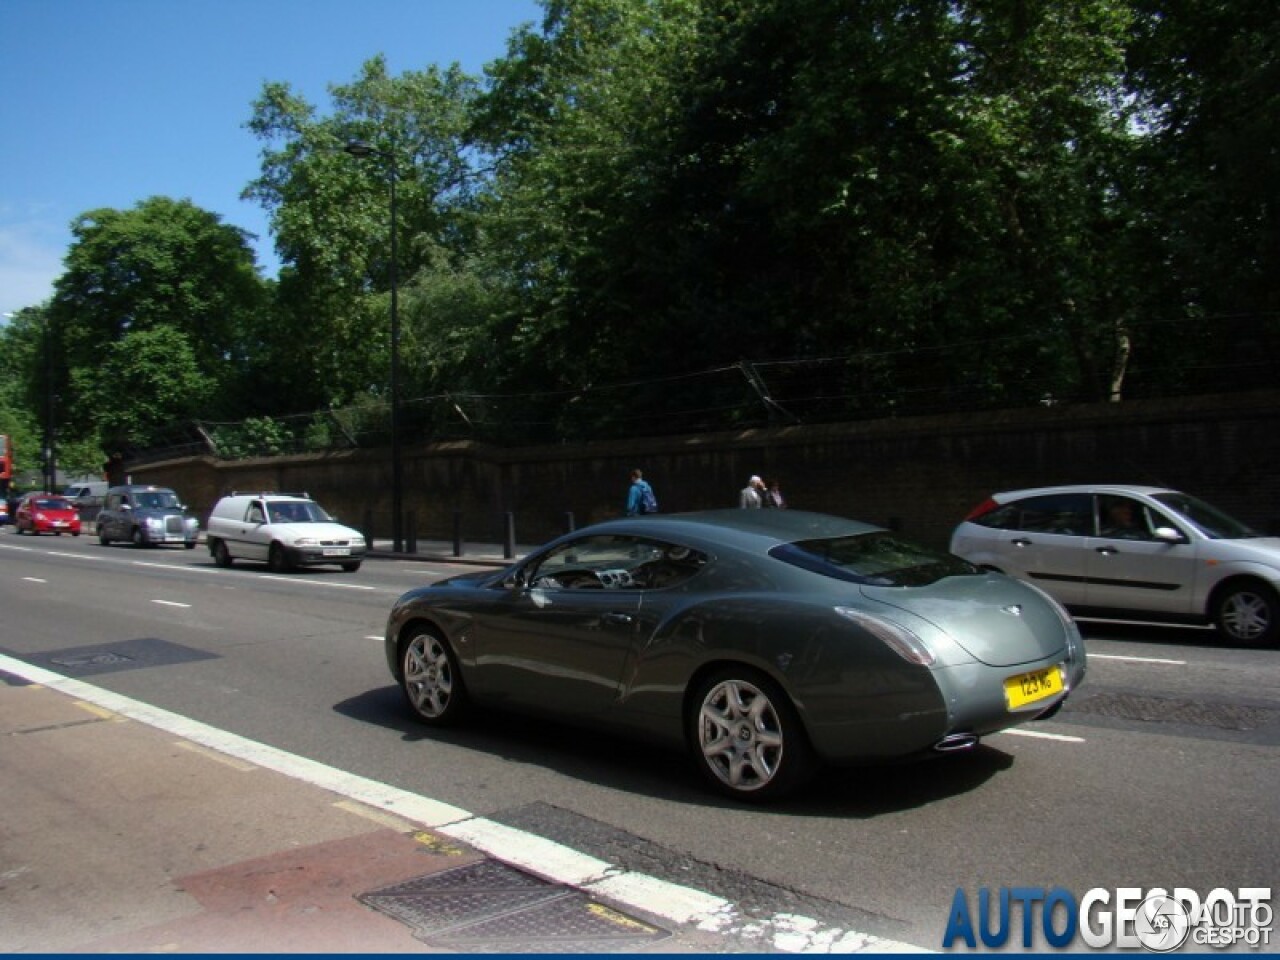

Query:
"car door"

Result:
[[985, 493, 1094, 607], [1084, 495, 1199, 617], [224, 499, 271, 562], [467, 533, 651, 716]]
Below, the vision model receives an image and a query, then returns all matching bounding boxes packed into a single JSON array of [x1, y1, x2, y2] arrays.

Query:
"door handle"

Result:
[[1095, 546, 1118, 556], [602, 612, 635, 626], [1011, 538, 1033, 547]]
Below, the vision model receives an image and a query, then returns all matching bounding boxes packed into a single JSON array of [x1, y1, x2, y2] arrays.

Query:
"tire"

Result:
[[341, 561, 362, 572], [184, 541, 197, 550], [688, 667, 815, 803], [99, 528, 111, 545], [1214, 581, 1279, 647], [131, 527, 146, 547], [268, 542, 292, 573], [212, 539, 233, 568], [399, 626, 467, 725]]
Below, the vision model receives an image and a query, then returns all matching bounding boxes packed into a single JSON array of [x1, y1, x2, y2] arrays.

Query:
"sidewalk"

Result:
[[366, 537, 528, 567], [0, 660, 734, 955]]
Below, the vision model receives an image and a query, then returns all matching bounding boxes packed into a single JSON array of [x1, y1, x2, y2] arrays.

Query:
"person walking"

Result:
[[763, 478, 787, 509], [739, 475, 765, 508], [626, 469, 658, 515]]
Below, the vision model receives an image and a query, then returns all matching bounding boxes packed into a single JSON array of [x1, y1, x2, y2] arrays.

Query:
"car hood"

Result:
[[275, 522, 363, 541], [860, 574, 1069, 668]]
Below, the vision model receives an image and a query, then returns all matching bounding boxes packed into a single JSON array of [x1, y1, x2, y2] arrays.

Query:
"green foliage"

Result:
[[207, 417, 293, 459], [6, 0, 1276, 458], [71, 326, 215, 448]]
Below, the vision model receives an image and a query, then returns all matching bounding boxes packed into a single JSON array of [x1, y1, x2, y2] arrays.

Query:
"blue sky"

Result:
[[0, 0, 543, 318]]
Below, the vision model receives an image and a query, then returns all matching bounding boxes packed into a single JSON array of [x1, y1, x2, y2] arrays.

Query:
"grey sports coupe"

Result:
[[383, 510, 1086, 801]]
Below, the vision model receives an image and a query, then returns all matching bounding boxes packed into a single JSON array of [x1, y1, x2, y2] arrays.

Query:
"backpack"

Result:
[[639, 482, 659, 514]]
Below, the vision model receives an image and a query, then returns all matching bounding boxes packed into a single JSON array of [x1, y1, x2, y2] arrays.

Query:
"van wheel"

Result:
[[268, 542, 293, 573], [212, 540, 233, 568], [131, 527, 146, 547]]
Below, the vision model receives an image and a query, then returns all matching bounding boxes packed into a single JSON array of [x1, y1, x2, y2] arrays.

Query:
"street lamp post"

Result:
[[345, 139, 404, 553]]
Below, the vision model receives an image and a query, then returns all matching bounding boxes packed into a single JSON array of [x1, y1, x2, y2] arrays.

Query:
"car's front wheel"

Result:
[[688, 667, 815, 803], [268, 542, 293, 573], [131, 527, 147, 547], [341, 561, 361, 572], [399, 626, 467, 725], [1214, 581, 1279, 647]]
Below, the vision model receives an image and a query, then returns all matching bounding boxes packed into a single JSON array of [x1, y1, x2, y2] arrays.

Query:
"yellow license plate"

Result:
[[1004, 664, 1064, 710]]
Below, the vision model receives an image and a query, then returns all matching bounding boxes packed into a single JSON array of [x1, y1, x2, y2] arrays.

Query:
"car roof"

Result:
[[991, 484, 1178, 501], [108, 484, 176, 493], [572, 509, 883, 548]]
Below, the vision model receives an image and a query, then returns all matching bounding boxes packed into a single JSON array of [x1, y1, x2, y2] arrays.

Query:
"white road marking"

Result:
[[22, 577, 47, 583], [257, 574, 377, 591], [1087, 653, 1187, 665], [151, 599, 191, 609], [0, 651, 924, 954], [1000, 728, 1086, 743]]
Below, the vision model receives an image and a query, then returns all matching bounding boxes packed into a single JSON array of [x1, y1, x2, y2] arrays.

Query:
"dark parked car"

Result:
[[383, 510, 1087, 802], [96, 484, 200, 548]]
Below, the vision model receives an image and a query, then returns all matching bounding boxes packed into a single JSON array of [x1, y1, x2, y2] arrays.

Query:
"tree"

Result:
[[48, 196, 268, 449], [243, 56, 482, 413]]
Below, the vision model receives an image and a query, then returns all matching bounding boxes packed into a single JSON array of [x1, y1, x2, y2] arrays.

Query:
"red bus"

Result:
[[0, 435, 11, 523], [0, 434, 12, 487]]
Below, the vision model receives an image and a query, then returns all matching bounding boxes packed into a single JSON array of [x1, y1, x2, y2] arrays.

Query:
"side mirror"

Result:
[[1153, 526, 1187, 544]]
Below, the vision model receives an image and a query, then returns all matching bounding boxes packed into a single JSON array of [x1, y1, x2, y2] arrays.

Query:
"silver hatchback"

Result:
[[950, 485, 1280, 646]]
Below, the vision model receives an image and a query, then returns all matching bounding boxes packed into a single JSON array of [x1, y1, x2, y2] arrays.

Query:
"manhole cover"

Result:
[[360, 860, 669, 952]]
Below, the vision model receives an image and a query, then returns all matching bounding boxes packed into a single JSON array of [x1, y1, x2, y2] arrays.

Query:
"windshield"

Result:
[[136, 491, 181, 510], [772, 531, 977, 586], [36, 498, 73, 511], [1152, 492, 1260, 539], [267, 500, 332, 523]]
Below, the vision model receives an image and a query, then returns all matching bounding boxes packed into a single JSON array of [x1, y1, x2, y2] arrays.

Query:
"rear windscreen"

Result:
[[771, 532, 977, 586]]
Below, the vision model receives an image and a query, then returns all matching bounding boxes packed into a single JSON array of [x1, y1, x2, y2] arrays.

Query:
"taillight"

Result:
[[963, 497, 999, 522]]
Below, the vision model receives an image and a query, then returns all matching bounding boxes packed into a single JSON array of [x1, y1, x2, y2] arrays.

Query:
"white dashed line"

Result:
[[1000, 728, 1086, 743], [151, 599, 191, 609], [1087, 653, 1187, 665]]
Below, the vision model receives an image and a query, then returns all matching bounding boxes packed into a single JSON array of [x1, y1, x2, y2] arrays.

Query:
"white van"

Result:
[[63, 481, 109, 510]]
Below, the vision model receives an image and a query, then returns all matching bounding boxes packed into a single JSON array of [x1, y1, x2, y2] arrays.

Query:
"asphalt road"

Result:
[[1, 528, 1276, 953]]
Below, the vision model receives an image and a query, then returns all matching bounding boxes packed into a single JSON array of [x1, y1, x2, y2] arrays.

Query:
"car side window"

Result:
[[1096, 495, 1157, 540], [247, 502, 266, 524], [984, 493, 1093, 536], [528, 535, 708, 590]]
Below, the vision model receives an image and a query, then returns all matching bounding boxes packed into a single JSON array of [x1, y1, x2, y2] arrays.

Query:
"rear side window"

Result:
[[772, 532, 976, 587], [974, 493, 1093, 536]]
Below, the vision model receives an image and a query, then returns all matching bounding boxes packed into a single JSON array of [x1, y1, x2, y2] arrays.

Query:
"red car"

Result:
[[15, 493, 81, 536]]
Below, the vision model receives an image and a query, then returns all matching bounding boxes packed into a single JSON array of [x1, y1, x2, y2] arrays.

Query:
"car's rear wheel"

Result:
[[399, 626, 467, 725], [341, 561, 361, 572], [98, 528, 110, 545], [688, 667, 815, 803], [1214, 581, 1279, 647], [211, 539, 233, 567]]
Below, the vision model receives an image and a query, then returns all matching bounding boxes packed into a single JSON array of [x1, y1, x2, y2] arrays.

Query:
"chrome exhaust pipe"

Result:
[[934, 733, 979, 753]]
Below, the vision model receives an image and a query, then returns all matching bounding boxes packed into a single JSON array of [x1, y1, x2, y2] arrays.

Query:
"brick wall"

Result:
[[132, 389, 1280, 550]]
